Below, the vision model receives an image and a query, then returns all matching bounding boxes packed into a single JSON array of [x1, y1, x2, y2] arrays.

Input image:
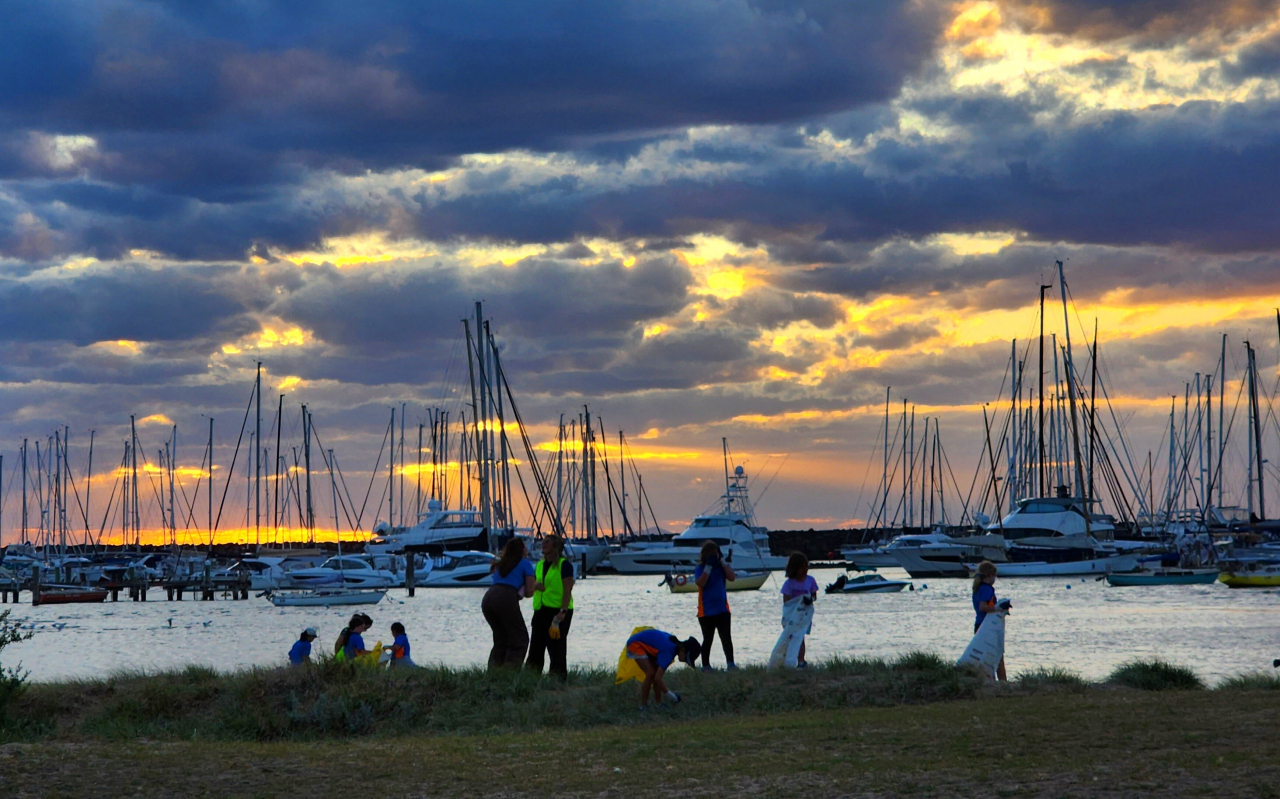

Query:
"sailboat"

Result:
[[266, 446, 385, 607], [607, 440, 788, 574]]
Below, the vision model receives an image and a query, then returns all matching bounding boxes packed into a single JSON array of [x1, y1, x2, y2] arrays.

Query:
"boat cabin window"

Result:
[[674, 537, 731, 547], [1019, 501, 1067, 513], [692, 518, 738, 528], [435, 513, 479, 528], [1001, 528, 1065, 541]]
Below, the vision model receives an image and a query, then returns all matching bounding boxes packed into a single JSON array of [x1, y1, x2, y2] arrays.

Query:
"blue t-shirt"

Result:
[[695, 562, 729, 617], [627, 628, 680, 669], [973, 583, 996, 629], [288, 639, 311, 665], [345, 631, 366, 660], [491, 558, 535, 589], [392, 633, 411, 661]]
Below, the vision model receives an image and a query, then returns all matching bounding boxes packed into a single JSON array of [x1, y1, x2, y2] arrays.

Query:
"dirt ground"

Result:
[[3, 690, 1278, 798]]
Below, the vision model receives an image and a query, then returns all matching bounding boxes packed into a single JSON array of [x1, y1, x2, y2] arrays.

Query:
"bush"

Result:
[[1108, 660, 1204, 691], [1217, 673, 1280, 691], [0, 609, 34, 722], [1017, 667, 1086, 692]]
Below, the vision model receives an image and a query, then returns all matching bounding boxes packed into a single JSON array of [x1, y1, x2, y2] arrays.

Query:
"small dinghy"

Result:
[[664, 570, 770, 593], [825, 573, 910, 594], [1106, 568, 1219, 586], [266, 587, 386, 607], [33, 586, 109, 606]]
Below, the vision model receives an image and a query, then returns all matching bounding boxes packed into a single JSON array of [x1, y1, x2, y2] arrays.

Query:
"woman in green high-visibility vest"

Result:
[[525, 534, 574, 679]]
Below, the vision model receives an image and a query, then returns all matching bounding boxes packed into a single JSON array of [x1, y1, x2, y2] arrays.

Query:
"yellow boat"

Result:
[[663, 570, 770, 593], [1218, 562, 1280, 588]]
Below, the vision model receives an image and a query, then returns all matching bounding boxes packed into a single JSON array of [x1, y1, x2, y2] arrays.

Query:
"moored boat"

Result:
[[267, 587, 386, 606], [1106, 568, 1220, 586], [663, 570, 770, 593], [825, 573, 910, 594], [33, 586, 109, 605], [1218, 561, 1280, 588]]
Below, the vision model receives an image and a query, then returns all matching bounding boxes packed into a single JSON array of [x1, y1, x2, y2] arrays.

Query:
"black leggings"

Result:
[[481, 584, 528, 669], [526, 607, 573, 678], [698, 611, 733, 668]]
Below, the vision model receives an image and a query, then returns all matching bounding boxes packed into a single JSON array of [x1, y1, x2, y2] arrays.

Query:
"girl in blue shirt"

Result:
[[971, 560, 1006, 681], [694, 541, 736, 671], [481, 539, 536, 669]]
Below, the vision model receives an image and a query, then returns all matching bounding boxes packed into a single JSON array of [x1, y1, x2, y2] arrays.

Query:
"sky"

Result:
[[2, 0, 1280, 546]]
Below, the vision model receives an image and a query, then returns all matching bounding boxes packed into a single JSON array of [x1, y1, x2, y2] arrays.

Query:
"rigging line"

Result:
[[354, 418, 392, 530], [213, 379, 257, 534], [937, 433, 972, 525], [751, 454, 789, 509], [309, 423, 360, 531]]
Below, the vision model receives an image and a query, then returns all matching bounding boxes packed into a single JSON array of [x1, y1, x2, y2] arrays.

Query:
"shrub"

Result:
[[1017, 667, 1086, 692], [1108, 660, 1204, 691], [0, 609, 34, 722]]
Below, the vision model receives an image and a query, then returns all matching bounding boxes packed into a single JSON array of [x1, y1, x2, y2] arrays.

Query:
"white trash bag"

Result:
[[957, 598, 1011, 678], [769, 594, 815, 668]]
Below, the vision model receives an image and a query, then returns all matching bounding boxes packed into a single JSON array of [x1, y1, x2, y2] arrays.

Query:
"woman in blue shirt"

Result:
[[971, 560, 1006, 681], [482, 539, 537, 669], [694, 541, 736, 671]]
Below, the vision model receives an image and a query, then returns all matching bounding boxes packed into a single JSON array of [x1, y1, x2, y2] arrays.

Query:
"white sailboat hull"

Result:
[[995, 553, 1140, 577], [268, 589, 386, 607]]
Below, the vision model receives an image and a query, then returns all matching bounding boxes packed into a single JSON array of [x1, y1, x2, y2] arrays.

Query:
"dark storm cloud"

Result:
[[0, 0, 943, 191], [1227, 30, 1280, 78], [277, 255, 694, 356], [0, 263, 253, 346], [717, 287, 845, 330]]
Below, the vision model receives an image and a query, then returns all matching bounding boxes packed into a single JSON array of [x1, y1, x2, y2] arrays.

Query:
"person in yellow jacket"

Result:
[[525, 534, 575, 679]]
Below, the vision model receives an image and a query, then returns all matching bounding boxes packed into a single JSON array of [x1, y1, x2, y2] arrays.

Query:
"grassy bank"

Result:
[[4, 690, 1280, 798], [3, 653, 1278, 745], [5, 652, 989, 741]]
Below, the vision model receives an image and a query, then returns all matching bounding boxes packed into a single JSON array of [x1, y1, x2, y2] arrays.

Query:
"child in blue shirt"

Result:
[[971, 560, 1006, 681], [289, 627, 317, 665], [389, 621, 415, 668]]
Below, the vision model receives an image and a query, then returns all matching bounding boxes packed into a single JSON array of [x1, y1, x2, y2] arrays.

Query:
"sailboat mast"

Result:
[[1248, 342, 1265, 520], [208, 418, 214, 546], [1218, 333, 1226, 507], [1038, 283, 1051, 497], [255, 362, 261, 545], [1056, 261, 1085, 497]]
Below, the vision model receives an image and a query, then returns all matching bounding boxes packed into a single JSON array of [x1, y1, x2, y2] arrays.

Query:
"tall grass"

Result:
[[1016, 666, 1086, 692], [4, 651, 984, 743], [1107, 660, 1205, 691], [1217, 672, 1280, 691]]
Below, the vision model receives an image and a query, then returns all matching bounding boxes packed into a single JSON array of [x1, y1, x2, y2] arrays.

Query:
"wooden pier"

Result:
[[2, 566, 253, 605]]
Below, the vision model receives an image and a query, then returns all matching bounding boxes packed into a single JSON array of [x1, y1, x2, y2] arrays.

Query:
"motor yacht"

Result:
[[977, 494, 1140, 576], [285, 555, 402, 589], [607, 461, 788, 574], [887, 529, 1006, 578], [364, 500, 489, 555], [415, 551, 497, 587]]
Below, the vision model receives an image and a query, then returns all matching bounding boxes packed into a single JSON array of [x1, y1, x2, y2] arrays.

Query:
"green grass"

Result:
[[5, 651, 987, 742], [1015, 666, 1087, 692], [6, 691, 1280, 798], [1107, 659, 1206, 691], [1218, 672, 1280, 690]]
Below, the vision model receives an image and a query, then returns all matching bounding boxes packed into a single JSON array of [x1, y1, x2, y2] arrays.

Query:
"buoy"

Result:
[[674, 574, 688, 587], [921, 583, 927, 589], [1066, 584, 1071, 589]]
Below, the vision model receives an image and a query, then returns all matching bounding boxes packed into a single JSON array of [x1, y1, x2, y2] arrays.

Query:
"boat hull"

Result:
[[995, 554, 1140, 577], [609, 550, 788, 575], [269, 589, 386, 606], [665, 571, 770, 593], [1219, 573, 1280, 588], [890, 548, 971, 578], [1106, 570, 1220, 586], [33, 588, 108, 605]]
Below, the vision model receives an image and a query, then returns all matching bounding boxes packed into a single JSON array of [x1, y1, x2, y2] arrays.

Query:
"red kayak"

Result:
[[34, 587, 109, 606]]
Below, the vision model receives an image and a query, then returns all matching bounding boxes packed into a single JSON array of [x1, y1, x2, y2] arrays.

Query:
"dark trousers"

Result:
[[481, 584, 528, 669], [699, 611, 734, 667], [526, 606, 574, 678]]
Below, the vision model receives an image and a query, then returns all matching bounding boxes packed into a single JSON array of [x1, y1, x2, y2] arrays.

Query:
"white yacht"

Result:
[[887, 529, 1005, 578], [415, 550, 497, 587], [285, 555, 402, 589], [364, 500, 489, 555], [607, 459, 788, 575], [979, 495, 1140, 576]]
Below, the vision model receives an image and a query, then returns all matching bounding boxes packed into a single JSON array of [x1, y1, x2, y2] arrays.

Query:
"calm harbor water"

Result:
[[6, 568, 1280, 684]]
